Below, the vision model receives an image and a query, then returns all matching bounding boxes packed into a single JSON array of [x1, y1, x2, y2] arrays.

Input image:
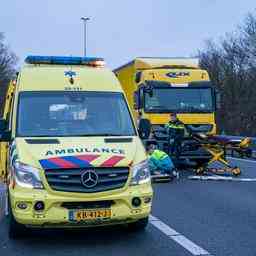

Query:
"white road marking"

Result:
[[150, 215, 212, 255], [150, 217, 179, 236], [228, 157, 256, 164], [188, 175, 256, 182], [171, 235, 211, 256]]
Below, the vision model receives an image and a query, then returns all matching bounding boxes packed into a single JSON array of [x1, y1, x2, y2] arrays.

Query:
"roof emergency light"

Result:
[[25, 56, 105, 67]]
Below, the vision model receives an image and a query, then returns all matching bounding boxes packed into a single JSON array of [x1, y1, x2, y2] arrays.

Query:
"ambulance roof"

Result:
[[18, 65, 122, 92], [17, 56, 122, 92]]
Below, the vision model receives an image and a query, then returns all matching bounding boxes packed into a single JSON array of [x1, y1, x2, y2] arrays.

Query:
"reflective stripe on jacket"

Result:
[[150, 149, 169, 161], [165, 121, 185, 130]]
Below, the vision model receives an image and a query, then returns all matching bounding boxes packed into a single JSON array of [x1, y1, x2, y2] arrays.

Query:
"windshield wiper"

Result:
[[149, 106, 212, 113], [181, 106, 211, 113], [73, 133, 131, 137], [21, 133, 133, 137], [95, 133, 130, 136], [149, 105, 167, 109]]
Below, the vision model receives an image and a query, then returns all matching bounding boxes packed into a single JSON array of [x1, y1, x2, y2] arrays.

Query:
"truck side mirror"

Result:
[[135, 72, 142, 83], [134, 89, 144, 109], [0, 119, 11, 142], [138, 118, 151, 140], [133, 91, 141, 110]]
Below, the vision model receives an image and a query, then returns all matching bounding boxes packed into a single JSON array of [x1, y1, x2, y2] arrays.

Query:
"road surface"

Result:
[[0, 158, 256, 256]]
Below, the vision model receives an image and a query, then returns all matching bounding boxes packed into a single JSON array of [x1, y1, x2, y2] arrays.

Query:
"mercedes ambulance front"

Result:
[[0, 56, 153, 238]]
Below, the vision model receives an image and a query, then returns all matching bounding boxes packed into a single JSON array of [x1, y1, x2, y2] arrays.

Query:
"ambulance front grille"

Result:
[[44, 167, 129, 193]]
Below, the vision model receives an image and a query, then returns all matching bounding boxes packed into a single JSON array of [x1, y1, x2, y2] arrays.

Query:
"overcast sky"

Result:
[[1, 0, 255, 69]]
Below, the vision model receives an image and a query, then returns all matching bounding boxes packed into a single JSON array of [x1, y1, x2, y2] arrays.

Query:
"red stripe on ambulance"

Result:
[[100, 156, 125, 167], [76, 154, 100, 162]]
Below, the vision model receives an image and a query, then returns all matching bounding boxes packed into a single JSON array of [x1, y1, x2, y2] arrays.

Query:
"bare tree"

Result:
[[0, 32, 17, 114], [199, 12, 256, 136]]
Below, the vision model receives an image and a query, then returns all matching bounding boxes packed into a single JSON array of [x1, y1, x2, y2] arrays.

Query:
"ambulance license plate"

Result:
[[69, 209, 112, 222]]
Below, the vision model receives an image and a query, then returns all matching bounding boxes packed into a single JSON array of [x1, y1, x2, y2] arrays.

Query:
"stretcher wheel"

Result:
[[195, 166, 205, 175], [232, 167, 241, 176]]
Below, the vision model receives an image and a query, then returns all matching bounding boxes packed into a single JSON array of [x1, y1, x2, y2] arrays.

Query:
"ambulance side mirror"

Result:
[[0, 119, 7, 131], [0, 119, 11, 142], [138, 118, 151, 140]]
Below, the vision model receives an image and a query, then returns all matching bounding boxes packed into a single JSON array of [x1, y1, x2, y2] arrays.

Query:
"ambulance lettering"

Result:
[[45, 147, 125, 156]]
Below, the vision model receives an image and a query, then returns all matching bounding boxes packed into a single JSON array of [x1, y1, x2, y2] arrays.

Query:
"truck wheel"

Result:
[[127, 217, 149, 232], [8, 204, 27, 239]]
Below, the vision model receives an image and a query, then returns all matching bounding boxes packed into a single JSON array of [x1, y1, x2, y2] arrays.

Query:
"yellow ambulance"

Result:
[[0, 56, 153, 238], [114, 57, 218, 134]]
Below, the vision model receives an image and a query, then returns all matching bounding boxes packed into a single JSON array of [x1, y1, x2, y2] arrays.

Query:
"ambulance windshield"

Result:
[[17, 91, 136, 137]]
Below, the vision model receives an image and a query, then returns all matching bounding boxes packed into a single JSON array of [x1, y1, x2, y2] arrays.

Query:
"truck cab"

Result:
[[114, 57, 218, 134], [0, 56, 153, 238]]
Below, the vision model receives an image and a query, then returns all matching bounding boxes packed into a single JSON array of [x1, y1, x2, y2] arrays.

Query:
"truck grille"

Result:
[[44, 168, 129, 193]]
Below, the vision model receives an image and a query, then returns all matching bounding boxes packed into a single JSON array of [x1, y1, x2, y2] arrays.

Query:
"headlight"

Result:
[[13, 162, 44, 189], [130, 160, 151, 186]]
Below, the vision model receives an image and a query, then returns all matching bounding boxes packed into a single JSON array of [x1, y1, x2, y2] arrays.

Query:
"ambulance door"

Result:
[[0, 82, 15, 182]]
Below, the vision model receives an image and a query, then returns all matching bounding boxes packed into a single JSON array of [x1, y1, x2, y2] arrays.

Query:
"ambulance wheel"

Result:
[[8, 203, 27, 239], [127, 217, 149, 232]]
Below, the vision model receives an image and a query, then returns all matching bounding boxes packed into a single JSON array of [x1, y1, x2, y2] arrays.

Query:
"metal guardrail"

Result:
[[217, 135, 256, 160]]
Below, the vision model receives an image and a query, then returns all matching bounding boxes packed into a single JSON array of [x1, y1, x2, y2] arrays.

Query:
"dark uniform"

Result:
[[165, 119, 186, 157]]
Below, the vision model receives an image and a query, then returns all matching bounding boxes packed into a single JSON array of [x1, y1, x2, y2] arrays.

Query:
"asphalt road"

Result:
[[1, 158, 256, 256]]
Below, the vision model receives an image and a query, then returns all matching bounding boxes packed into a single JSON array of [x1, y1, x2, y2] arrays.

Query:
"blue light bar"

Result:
[[25, 55, 104, 65]]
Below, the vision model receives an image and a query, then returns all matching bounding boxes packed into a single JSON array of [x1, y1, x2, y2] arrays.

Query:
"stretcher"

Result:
[[147, 127, 252, 177], [188, 134, 252, 176]]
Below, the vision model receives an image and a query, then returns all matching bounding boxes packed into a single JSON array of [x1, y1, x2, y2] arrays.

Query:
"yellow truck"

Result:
[[114, 57, 218, 134], [0, 56, 153, 238]]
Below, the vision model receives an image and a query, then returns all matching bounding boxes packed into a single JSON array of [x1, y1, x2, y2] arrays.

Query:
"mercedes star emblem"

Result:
[[81, 170, 99, 188]]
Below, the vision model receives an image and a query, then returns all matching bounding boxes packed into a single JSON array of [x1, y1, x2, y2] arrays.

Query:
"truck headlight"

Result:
[[130, 160, 151, 186], [13, 162, 44, 189]]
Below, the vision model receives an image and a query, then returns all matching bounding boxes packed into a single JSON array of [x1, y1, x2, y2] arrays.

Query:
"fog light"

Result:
[[34, 201, 45, 211], [132, 197, 141, 207], [144, 197, 151, 204], [17, 202, 28, 210]]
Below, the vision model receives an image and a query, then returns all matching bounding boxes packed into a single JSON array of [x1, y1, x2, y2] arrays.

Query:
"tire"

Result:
[[8, 202, 27, 239], [127, 217, 149, 232]]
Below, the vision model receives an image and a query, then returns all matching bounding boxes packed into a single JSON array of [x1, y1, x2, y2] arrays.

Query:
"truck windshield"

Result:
[[144, 87, 214, 113], [17, 91, 136, 137]]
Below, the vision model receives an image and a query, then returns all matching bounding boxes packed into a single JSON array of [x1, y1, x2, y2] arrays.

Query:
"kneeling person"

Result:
[[147, 144, 174, 175]]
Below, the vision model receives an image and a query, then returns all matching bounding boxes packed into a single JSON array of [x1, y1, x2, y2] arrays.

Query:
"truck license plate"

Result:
[[69, 209, 112, 222]]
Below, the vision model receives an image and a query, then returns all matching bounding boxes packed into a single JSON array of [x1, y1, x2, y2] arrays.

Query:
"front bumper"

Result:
[[9, 183, 153, 228]]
